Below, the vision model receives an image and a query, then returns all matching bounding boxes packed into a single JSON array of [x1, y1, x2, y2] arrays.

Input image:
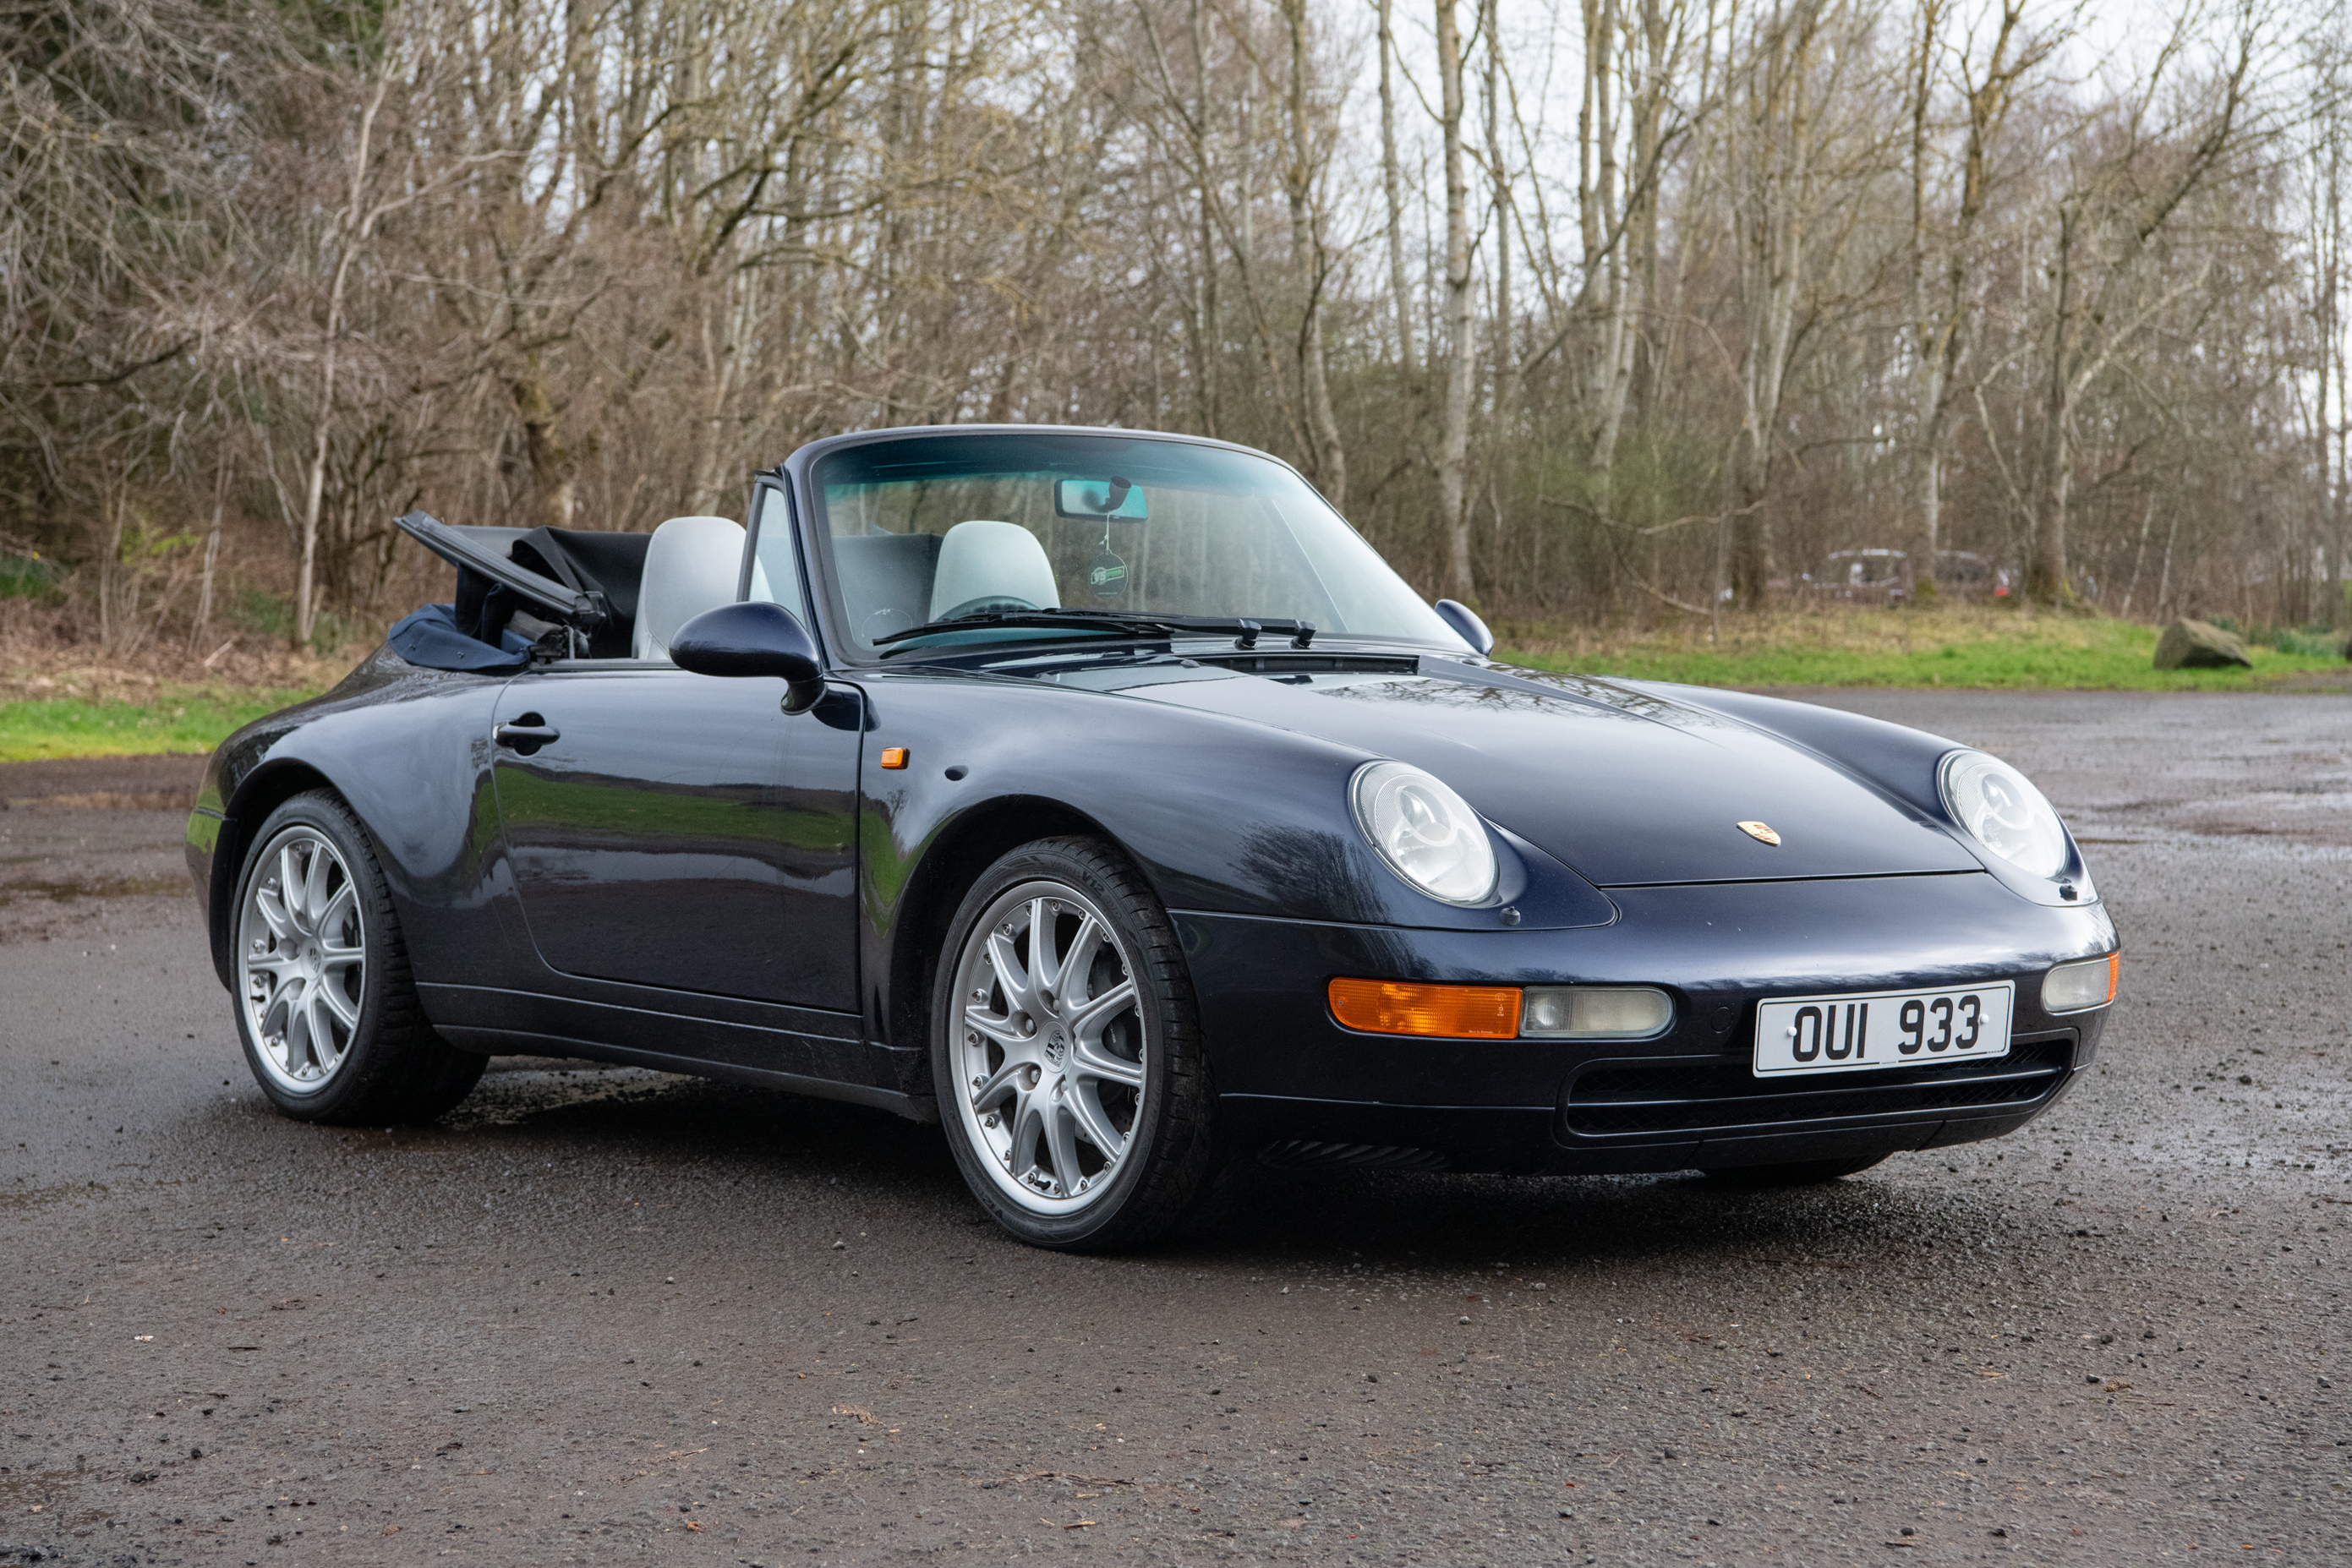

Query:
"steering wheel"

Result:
[[938, 595, 1041, 621]]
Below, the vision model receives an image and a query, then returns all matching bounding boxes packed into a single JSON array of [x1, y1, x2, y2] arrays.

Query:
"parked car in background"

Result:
[[1932, 551, 2012, 599], [1807, 549, 1910, 601], [1802, 548, 2012, 603]]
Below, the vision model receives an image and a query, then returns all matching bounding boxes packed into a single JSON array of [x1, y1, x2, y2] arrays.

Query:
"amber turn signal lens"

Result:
[[1328, 978, 1519, 1039], [879, 746, 910, 769]]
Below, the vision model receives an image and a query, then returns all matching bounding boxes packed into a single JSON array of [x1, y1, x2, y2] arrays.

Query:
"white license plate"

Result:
[[1753, 981, 2015, 1077]]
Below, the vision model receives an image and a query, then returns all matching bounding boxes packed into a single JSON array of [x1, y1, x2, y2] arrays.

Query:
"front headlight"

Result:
[[1939, 750, 2070, 879], [1350, 760, 1498, 905]]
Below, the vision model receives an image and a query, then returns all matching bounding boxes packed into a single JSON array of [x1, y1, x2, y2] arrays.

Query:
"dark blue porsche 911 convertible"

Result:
[[186, 425, 2119, 1248]]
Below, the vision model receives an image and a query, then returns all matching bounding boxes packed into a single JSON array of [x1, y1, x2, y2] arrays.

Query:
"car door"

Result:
[[487, 662, 862, 1018]]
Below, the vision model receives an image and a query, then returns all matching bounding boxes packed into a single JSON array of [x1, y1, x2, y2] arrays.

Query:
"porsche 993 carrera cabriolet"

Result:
[[186, 426, 2119, 1248]]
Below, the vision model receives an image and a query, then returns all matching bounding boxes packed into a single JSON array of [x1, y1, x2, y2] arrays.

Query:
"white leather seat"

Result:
[[633, 516, 745, 661], [928, 521, 1060, 621]]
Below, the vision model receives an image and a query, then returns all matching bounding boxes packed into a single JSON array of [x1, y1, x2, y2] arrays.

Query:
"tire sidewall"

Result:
[[931, 839, 1190, 1249], [232, 793, 396, 1121]]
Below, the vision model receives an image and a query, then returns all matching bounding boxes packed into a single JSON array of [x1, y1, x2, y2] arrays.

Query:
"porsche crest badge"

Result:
[[1737, 820, 1781, 846]]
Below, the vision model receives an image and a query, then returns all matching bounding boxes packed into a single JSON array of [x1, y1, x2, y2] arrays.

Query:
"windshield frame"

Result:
[[769, 424, 1474, 669]]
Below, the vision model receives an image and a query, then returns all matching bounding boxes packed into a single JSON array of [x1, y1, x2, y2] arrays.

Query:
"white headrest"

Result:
[[928, 521, 1060, 621], [633, 515, 744, 662]]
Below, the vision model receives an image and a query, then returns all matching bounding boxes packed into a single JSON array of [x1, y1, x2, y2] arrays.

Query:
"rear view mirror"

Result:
[[670, 601, 828, 714], [1054, 478, 1148, 521]]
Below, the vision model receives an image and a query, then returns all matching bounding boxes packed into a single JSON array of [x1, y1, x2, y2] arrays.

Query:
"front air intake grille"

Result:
[[1256, 1139, 1452, 1172], [1562, 1034, 2076, 1138]]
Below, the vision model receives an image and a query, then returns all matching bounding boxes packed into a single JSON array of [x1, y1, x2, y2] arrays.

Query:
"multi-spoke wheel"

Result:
[[933, 838, 1225, 1248], [227, 791, 484, 1123], [238, 826, 364, 1090]]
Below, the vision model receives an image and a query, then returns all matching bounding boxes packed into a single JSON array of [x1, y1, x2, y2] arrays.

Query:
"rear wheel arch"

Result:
[[210, 761, 340, 986]]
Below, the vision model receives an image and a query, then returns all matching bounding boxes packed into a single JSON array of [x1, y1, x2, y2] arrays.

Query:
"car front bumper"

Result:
[[1172, 871, 2115, 1175]]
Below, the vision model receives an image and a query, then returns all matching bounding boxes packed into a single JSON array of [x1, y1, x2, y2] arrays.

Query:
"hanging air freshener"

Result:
[[1087, 513, 1127, 600], [1088, 547, 1129, 599]]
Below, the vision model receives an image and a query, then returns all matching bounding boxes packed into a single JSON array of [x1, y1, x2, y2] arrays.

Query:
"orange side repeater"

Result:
[[1327, 978, 1520, 1039]]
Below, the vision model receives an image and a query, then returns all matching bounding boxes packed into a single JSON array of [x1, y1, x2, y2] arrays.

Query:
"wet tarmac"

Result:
[[2, 692, 2346, 1565]]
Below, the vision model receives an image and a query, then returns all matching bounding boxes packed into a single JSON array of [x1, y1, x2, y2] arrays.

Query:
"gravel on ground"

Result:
[[2, 692, 2345, 1565]]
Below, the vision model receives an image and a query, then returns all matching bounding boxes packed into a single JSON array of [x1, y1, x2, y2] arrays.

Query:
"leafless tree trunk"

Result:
[[2313, 32, 2349, 626], [1436, 0, 1478, 601], [1378, 0, 1416, 380], [1902, 0, 2051, 603], [1722, 0, 1880, 608], [1281, 0, 1346, 506]]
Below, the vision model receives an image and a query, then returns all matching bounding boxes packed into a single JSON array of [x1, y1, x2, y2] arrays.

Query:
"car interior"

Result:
[[632, 515, 743, 661], [402, 506, 1079, 667], [829, 521, 1062, 643]]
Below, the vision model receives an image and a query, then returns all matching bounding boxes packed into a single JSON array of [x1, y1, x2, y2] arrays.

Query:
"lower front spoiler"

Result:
[[1222, 1036, 2084, 1176]]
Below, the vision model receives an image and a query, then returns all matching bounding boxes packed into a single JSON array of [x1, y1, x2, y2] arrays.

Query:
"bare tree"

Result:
[[4, 0, 2343, 644], [1436, 0, 1478, 601], [1901, 0, 2062, 601], [1717, 0, 1890, 607], [1378, 0, 1418, 380], [2024, 3, 2267, 604]]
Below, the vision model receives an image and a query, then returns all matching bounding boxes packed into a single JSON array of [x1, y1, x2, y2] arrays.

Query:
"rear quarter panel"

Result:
[[195, 647, 526, 992]]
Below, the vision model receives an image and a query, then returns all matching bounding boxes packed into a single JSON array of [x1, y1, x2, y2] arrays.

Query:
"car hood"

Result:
[[1075, 657, 1980, 887]]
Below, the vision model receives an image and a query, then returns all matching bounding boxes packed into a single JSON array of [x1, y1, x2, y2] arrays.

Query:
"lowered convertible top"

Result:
[[392, 512, 652, 665]]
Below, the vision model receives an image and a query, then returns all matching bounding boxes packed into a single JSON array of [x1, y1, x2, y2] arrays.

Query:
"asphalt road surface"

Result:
[[3, 691, 2346, 1566]]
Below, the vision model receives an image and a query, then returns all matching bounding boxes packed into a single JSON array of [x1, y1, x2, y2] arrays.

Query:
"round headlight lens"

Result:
[[1939, 750, 2069, 878], [1350, 761, 1498, 905]]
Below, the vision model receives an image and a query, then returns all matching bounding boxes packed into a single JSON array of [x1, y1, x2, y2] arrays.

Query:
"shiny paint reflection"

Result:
[[490, 664, 860, 1011]]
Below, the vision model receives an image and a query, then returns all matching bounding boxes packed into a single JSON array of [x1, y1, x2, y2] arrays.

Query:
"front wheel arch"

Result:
[[884, 796, 1123, 1098]]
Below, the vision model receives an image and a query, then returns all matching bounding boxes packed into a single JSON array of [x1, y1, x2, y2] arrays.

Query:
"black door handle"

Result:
[[495, 714, 560, 754]]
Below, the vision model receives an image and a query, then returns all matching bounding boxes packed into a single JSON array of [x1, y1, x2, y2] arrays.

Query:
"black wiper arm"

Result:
[[874, 608, 1319, 653], [872, 609, 1175, 652], [1102, 612, 1315, 647]]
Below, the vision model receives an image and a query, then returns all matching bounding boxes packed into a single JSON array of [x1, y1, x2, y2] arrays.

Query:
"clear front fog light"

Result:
[[2043, 953, 2119, 1013], [1521, 986, 1674, 1040]]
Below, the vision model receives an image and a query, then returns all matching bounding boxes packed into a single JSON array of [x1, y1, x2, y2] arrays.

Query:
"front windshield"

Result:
[[806, 432, 1467, 655]]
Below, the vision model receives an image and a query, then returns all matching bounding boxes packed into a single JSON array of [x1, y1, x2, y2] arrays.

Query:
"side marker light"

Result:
[[879, 747, 910, 769]]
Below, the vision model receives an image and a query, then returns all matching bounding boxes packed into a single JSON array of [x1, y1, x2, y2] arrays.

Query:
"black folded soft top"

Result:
[[390, 514, 652, 669]]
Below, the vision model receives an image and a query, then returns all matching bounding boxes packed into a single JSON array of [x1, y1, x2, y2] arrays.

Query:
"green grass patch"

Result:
[[1, 551, 66, 603], [1497, 610, 2349, 691], [0, 687, 322, 762]]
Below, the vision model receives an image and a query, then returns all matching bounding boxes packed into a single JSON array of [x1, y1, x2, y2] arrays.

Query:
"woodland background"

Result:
[[3, 0, 2348, 658]]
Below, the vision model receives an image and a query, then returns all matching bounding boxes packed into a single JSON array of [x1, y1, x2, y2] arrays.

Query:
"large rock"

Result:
[[2153, 618, 2253, 669]]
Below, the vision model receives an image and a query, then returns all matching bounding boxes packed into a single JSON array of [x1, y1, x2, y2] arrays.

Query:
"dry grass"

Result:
[[0, 599, 362, 707]]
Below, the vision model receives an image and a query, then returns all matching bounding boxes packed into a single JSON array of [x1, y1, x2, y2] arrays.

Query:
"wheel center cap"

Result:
[[1042, 1030, 1068, 1068]]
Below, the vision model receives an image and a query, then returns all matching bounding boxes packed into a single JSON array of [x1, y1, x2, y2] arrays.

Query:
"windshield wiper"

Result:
[[874, 607, 1317, 654], [873, 609, 1174, 653]]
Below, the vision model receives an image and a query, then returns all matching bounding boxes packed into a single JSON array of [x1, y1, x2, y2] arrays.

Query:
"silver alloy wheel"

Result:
[[949, 879, 1149, 1215], [237, 826, 365, 1093]]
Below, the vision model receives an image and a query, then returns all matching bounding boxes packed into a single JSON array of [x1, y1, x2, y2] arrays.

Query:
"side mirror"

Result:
[[670, 601, 828, 714], [1433, 598, 1494, 657]]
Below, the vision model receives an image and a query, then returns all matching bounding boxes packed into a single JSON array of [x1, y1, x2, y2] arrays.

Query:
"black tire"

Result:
[[228, 789, 484, 1123], [930, 836, 1224, 1250], [1699, 1152, 1891, 1187]]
